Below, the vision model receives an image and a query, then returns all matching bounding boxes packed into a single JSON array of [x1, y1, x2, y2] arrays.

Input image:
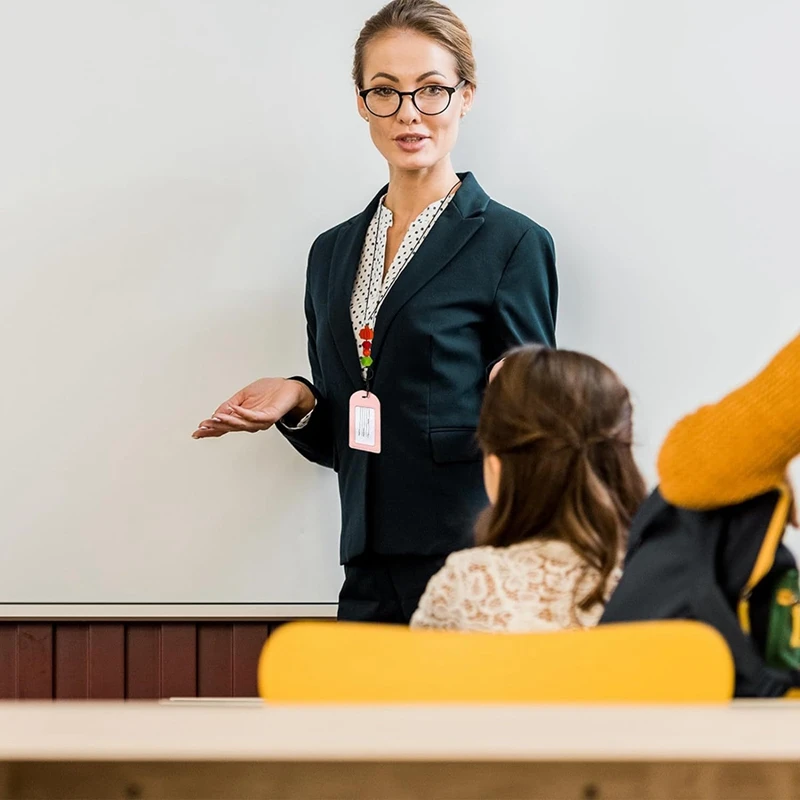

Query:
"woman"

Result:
[[411, 346, 647, 631], [192, 0, 558, 622]]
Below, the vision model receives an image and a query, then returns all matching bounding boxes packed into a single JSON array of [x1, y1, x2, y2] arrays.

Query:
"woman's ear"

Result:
[[355, 86, 369, 122], [483, 453, 502, 505], [460, 82, 475, 117]]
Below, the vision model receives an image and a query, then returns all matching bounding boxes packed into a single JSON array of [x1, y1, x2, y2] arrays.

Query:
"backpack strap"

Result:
[[688, 507, 794, 697], [737, 483, 794, 634]]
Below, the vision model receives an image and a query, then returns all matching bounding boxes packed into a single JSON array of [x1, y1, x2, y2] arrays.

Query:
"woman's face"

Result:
[[357, 30, 473, 173]]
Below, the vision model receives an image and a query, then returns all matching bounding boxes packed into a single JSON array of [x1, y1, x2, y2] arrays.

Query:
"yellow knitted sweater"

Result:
[[658, 333, 800, 509]]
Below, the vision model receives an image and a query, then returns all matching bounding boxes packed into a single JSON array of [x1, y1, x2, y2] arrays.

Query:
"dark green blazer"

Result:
[[281, 172, 557, 564]]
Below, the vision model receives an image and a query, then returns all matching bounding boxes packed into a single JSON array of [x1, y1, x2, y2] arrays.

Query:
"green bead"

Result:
[[360, 356, 374, 367]]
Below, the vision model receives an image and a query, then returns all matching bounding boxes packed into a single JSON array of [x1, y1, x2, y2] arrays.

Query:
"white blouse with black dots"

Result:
[[285, 191, 453, 430], [349, 191, 454, 346]]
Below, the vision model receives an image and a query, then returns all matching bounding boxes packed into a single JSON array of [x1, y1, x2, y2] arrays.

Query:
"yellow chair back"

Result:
[[259, 620, 733, 703]]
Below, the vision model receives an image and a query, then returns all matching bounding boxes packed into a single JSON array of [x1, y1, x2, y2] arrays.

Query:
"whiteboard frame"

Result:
[[0, 604, 337, 620]]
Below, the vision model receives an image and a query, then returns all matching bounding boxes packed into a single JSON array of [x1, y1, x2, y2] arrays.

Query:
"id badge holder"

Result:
[[349, 391, 381, 453]]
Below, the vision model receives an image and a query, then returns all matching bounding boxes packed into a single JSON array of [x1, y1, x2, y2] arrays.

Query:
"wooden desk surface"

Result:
[[0, 701, 797, 762], [1, 703, 799, 799]]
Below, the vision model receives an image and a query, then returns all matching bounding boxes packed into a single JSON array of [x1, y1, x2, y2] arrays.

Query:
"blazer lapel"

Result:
[[370, 172, 488, 370], [327, 189, 384, 391]]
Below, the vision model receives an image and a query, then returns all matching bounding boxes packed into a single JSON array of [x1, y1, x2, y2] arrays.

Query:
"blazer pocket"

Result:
[[430, 427, 481, 464]]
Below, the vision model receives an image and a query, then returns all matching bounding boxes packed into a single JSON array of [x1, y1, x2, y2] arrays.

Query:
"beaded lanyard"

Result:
[[357, 180, 461, 391]]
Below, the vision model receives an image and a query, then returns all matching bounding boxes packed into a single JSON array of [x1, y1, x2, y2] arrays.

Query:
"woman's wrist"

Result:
[[284, 380, 317, 424]]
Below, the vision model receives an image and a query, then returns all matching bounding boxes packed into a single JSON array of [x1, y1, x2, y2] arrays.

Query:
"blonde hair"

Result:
[[352, 0, 477, 89]]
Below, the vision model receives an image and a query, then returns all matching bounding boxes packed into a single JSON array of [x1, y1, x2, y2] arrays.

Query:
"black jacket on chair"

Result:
[[601, 487, 798, 697], [280, 172, 558, 564]]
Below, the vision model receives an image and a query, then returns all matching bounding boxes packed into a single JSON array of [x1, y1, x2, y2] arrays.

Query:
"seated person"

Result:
[[657, 332, 800, 513], [411, 345, 647, 631]]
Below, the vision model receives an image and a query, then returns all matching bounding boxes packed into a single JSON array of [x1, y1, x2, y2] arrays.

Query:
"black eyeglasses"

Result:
[[359, 79, 466, 118]]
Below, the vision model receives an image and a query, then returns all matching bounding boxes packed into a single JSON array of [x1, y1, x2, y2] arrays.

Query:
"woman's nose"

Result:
[[396, 94, 421, 125]]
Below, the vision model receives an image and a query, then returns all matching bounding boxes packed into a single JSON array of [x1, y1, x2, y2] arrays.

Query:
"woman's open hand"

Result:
[[192, 378, 315, 439]]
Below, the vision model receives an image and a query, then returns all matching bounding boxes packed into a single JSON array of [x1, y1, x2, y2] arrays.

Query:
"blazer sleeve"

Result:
[[278, 241, 337, 470], [488, 225, 558, 370]]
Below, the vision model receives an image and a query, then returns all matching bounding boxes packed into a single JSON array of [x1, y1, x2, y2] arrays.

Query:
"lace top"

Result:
[[410, 539, 620, 633]]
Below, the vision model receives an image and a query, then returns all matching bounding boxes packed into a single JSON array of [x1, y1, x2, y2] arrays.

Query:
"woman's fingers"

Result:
[[192, 427, 223, 439], [191, 409, 272, 439], [228, 404, 282, 426], [212, 412, 263, 432], [191, 414, 255, 438], [192, 421, 231, 438], [193, 378, 297, 439]]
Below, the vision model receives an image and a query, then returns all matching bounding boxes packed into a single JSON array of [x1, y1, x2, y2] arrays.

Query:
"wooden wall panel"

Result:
[[161, 624, 197, 698], [0, 619, 310, 700], [197, 624, 233, 697], [54, 624, 89, 699], [88, 624, 125, 699], [17, 624, 53, 699], [0, 625, 18, 699], [232, 624, 270, 697], [125, 625, 162, 700]]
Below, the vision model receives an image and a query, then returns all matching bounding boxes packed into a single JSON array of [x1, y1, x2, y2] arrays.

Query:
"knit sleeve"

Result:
[[658, 333, 800, 509]]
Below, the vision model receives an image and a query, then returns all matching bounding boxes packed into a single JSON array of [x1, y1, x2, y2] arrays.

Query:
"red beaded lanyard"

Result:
[[357, 180, 460, 390]]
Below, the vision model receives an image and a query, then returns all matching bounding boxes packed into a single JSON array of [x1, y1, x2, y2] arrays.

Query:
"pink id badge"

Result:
[[349, 391, 382, 453]]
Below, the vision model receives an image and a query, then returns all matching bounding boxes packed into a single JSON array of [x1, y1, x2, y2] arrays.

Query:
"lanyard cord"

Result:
[[359, 179, 461, 391]]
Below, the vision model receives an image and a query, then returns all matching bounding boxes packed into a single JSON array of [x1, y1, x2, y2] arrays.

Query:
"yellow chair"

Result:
[[259, 620, 734, 704]]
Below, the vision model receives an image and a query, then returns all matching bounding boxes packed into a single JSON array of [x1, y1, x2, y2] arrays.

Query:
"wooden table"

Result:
[[1, 702, 799, 799]]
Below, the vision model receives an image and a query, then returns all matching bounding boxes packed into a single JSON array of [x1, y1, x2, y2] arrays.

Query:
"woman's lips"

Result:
[[394, 134, 429, 152]]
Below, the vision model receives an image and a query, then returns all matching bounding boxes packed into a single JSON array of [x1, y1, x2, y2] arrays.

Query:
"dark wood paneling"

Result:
[[0, 625, 18, 699], [17, 624, 53, 699], [0, 620, 305, 700], [54, 624, 89, 699], [197, 624, 233, 697], [161, 624, 197, 698], [232, 624, 270, 697], [88, 624, 125, 699], [126, 625, 161, 700]]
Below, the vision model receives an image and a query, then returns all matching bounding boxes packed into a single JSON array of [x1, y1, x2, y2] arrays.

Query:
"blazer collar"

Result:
[[327, 172, 489, 390]]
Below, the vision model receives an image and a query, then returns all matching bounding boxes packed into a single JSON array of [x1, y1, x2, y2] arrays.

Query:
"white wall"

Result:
[[0, 0, 797, 604]]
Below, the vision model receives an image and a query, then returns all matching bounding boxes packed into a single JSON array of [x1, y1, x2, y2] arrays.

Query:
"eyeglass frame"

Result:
[[358, 79, 467, 118]]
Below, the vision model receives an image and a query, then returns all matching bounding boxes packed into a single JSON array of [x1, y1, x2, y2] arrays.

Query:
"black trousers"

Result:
[[337, 553, 447, 623]]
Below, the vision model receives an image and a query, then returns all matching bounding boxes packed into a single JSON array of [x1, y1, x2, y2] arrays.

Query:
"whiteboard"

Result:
[[0, 0, 797, 607]]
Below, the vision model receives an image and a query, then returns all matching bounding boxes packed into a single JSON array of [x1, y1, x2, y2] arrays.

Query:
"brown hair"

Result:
[[352, 0, 477, 89], [477, 346, 647, 611]]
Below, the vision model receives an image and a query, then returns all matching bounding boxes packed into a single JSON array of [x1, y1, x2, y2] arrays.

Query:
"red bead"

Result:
[[359, 326, 374, 341], [362, 341, 372, 355]]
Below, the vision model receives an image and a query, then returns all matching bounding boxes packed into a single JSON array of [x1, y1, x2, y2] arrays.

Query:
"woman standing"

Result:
[[193, 0, 558, 622]]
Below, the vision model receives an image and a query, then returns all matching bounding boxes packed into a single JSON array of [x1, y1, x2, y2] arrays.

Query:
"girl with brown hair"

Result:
[[412, 346, 647, 631]]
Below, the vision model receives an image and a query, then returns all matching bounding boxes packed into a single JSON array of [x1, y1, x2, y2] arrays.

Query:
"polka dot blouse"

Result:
[[349, 191, 454, 347]]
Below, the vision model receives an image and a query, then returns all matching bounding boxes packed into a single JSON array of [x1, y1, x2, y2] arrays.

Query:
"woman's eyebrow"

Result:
[[368, 70, 447, 82]]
